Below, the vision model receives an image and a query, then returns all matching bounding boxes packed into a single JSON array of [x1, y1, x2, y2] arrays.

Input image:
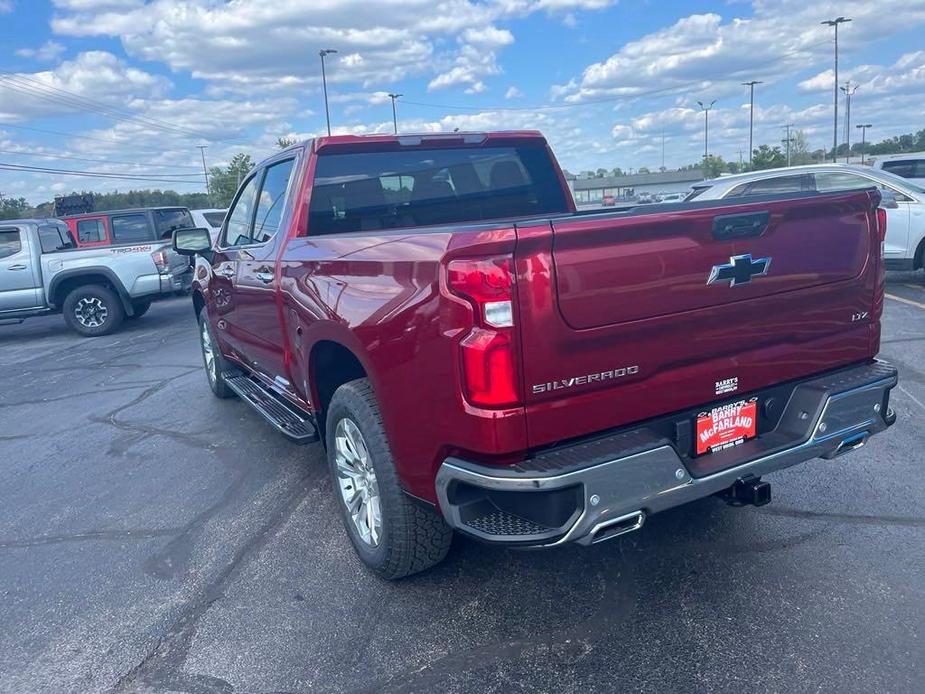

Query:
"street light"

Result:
[[742, 80, 762, 167], [319, 48, 337, 136], [387, 93, 402, 134], [840, 81, 858, 163], [856, 123, 872, 165], [696, 99, 717, 162], [821, 16, 851, 162]]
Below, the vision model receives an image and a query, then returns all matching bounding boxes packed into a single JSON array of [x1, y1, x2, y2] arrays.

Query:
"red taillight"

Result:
[[876, 207, 887, 243], [448, 257, 518, 407], [152, 249, 169, 274]]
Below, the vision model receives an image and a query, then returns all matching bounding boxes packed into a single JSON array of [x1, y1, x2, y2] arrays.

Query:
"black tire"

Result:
[[62, 284, 125, 337], [326, 378, 452, 579], [128, 299, 152, 319], [198, 311, 234, 399]]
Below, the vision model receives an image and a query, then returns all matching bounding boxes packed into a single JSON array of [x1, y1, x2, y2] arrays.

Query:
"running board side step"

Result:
[[224, 374, 319, 444]]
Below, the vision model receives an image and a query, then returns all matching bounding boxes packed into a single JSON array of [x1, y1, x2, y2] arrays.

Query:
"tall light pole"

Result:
[[197, 145, 211, 204], [387, 93, 402, 134], [821, 16, 851, 162], [696, 99, 716, 163], [319, 48, 337, 136], [742, 80, 762, 167], [841, 81, 858, 163], [856, 123, 872, 164]]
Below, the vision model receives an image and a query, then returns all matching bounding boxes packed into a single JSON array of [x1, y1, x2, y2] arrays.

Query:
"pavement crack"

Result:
[[0, 527, 184, 549]]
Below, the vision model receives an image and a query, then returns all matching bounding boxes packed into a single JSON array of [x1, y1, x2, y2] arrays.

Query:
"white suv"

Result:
[[686, 164, 925, 272], [872, 152, 925, 187]]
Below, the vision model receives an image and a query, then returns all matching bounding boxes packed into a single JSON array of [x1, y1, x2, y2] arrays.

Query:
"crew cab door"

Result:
[[0, 225, 42, 312], [209, 158, 297, 388]]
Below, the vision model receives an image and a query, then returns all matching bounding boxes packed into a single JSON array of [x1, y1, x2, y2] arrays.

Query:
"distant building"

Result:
[[567, 168, 705, 206]]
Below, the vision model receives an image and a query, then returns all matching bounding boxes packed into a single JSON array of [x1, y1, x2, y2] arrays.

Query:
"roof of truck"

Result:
[[296, 130, 546, 153], [63, 206, 189, 219], [0, 218, 63, 226]]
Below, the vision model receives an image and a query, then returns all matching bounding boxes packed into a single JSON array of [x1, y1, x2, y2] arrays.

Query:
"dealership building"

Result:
[[567, 168, 705, 205]]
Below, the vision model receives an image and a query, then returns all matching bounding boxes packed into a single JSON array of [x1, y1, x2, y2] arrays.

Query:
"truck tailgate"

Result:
[[514, 189, 882, 450]]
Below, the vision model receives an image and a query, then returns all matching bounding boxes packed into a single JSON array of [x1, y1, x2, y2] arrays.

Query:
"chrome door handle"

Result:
[[255, 271, 274, 284], [217, 266, 235, 278], [7, 264, 27, 271]]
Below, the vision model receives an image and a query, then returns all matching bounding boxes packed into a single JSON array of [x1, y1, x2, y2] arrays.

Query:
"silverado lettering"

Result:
[[177, 130, 898, 580]]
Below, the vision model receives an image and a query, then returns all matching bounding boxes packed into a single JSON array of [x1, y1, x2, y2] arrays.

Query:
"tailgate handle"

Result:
[[713, 211, 770, 240]]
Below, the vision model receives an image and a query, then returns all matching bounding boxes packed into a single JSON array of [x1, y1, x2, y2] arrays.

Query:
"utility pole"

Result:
[[742, 80, 762, 167], [197, 145, 211, 205], [738, 149, 744, 169], [841, 81, 858, 163], [821, 17, 851, 162], [661, 131, 666, 171], [781, 123, 795, 167], [856, 123, 872, 164], [387, 93, 402, 134], [696, 99, 717, 162], [319, 48, 338, 136]]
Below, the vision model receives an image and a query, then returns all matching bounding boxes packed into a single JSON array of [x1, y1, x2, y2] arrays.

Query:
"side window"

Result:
[[881, 160, 925, 179], [77, 219, 105, 243], [154, 209, 195, 238], [814, 172, 912, 202], [727, 175, 807, 198], [252, 159, 296, 243], [223, 175, 260, 247], [0, 229, 22, 259], [111, 214, 152, 243], [38, 226, 69, 253]]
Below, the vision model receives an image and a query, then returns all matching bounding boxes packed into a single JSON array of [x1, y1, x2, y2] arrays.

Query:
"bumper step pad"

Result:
[[225, 374, 319, 443]]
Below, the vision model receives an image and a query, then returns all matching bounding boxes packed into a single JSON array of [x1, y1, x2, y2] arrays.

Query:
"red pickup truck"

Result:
[[174, 131, 897, 578]]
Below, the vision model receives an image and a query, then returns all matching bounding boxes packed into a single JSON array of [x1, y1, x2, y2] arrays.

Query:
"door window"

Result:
[[38, 225, 72, 252], [111, 214, 152, 242], [222, 175, 260, 247], [77, 219, 106, 243], [881, 159, 925, 179], [252, 159, 296, 243], [0, 229, 22, 259], [814, 172, 913, 202], [726, 175, 808, 198]]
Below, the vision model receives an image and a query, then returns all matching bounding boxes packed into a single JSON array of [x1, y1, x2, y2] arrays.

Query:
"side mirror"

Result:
[[879, 189, 900, 209], [173, 227, 212, 256]]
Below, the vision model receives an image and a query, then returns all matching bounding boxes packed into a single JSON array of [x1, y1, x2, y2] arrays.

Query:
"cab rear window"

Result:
[[308, 145, 570, 235]]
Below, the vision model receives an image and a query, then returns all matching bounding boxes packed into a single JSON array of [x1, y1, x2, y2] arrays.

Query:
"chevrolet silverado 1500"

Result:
[[174, 131, 898, 578]]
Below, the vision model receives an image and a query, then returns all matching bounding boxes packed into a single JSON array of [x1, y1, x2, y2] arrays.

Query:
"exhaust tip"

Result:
[[589, 510, 645, 544]]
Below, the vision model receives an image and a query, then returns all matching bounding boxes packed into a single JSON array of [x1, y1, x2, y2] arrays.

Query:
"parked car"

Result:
[[686, 163, 925, 271], [190, 208, 228, 243], [0, 218, 191, 336], [656, 192, 686, 203], [175, 132, 897, 579], [872, 151, 925, 186], [63, 206, 195, 248]]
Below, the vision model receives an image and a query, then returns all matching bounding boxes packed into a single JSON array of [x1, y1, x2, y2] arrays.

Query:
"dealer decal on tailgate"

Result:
[[696, 398, 758, 455]]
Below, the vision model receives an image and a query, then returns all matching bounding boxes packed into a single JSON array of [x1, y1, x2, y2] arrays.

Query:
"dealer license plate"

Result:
[[695, 398, 758, 455]]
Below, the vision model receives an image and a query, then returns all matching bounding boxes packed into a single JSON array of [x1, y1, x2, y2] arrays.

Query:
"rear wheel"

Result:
[[199, 311, 234, 398], [326, 378, 453, 579], [128, 299, 151, 319], [62, 284, 124, 337]]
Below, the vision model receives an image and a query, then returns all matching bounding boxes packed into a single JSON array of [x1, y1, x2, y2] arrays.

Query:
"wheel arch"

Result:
[[308, 338, 371, 445], [49, 268, 134, 316]]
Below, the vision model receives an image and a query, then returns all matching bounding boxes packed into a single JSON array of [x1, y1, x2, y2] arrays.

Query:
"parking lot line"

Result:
[[885, 293, 925, 310]]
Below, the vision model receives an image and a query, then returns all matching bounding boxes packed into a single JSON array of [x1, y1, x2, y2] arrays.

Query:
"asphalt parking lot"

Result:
[[1, 275, 924, 694]]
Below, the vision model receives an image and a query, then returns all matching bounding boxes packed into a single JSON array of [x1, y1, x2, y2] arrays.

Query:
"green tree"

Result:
[[789, 130, 816, 165], [277, 136, 298, 149], [751, 145, 787, 170], [610, 167, 624, 177], [701, 155, 727, 178], [0, 196, 29, 220], [595, 168, 609, 178], [208, 153, 254, 207], [637, 166, 651, 174]]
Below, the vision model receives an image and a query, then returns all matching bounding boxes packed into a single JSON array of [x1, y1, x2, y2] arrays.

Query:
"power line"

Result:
[[0, 72, 250, 145], [0, 121, 225, 155], [0, 148, 203, 170], [0, 161, 207, 184]]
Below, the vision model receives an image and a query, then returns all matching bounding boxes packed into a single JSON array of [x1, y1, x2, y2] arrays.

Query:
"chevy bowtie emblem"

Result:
[[707, 254, 771, 287]]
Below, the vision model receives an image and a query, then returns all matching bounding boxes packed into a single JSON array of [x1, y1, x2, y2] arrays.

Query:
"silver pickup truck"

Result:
[[0, 218, 191, 336]]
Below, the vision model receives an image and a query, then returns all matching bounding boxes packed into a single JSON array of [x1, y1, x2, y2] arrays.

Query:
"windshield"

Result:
[[870, 168, 925, 194]]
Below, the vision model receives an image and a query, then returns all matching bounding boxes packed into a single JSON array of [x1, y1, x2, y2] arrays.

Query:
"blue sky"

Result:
[[2, 0, 925, 204]]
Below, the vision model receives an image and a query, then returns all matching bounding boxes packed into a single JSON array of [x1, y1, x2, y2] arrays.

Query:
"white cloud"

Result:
[[15, 41, 67, 62], [505, 86, 523, 99], [0, 0, 13, 14]]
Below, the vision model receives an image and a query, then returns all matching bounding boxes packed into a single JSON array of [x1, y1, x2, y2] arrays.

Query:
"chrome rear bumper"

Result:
[[435, 361, 898, 547]]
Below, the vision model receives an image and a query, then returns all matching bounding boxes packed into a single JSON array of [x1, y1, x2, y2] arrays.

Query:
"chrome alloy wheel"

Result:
[[74, 297, 108, 328], [200, 320, 217, 384], [334, 417, 382, 547]]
